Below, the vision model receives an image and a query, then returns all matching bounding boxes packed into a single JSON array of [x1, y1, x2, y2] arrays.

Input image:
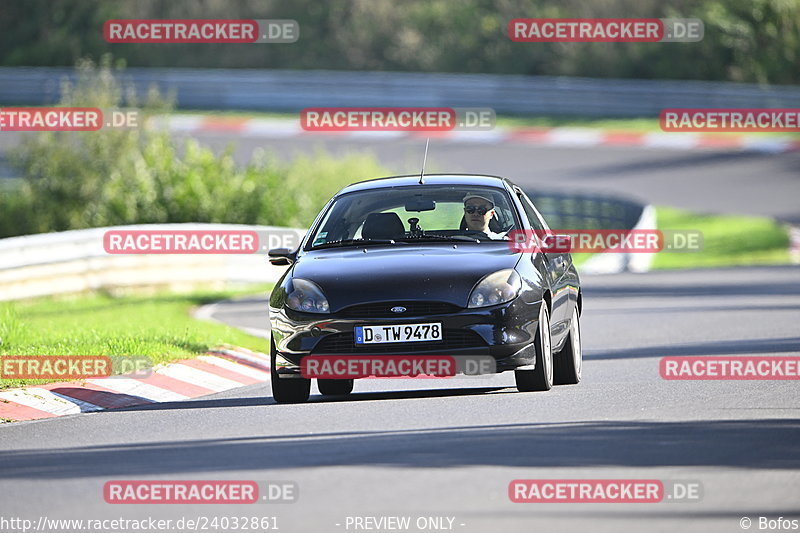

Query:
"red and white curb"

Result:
[[150, 115, 800, 154], [0, 347, 270, 424]]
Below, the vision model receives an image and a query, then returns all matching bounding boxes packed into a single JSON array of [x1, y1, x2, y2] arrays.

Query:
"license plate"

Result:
[[355, 323, 442, 344]]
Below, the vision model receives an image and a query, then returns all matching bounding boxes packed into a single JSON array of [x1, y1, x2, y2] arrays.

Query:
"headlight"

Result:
[[467, 269, 521, 308], [286, 278, 330, 313]]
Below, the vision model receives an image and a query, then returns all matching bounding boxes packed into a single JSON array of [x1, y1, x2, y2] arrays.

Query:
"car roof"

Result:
[[336, 174, 516, 196]]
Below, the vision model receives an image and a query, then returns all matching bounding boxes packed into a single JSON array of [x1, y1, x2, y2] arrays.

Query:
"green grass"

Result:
[[0, 286, 272, 390], [495, 116, 664, 132], [569, 207, 791, 272], [652, 207, 790, 269], [571, 253, 595, 269]]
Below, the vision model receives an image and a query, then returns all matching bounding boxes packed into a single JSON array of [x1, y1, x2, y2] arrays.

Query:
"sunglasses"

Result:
[[464, 205, 492, 215]]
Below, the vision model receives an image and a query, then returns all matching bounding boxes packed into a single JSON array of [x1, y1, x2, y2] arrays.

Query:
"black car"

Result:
[[268, 174, 582, 403]]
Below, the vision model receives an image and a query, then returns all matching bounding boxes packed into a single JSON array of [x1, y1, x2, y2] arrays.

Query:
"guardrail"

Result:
[[0, 224, 305, 301], [2, 67, 800, 117]]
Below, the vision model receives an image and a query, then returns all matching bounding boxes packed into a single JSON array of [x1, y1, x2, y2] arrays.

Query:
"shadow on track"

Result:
[[107, 386, 510, 411], [587, 336, 800, 360], [569, 151, 771, 179], [584, 282, 800, 298], [590, 304, 800, 314], [2, 418, 799, 479]]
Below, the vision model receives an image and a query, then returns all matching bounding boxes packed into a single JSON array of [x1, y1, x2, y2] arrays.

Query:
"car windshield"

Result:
[[307, 184, 521, 249]]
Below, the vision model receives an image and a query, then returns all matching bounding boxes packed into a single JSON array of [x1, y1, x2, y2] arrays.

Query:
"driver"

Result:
[[463, 193, 506, 240]]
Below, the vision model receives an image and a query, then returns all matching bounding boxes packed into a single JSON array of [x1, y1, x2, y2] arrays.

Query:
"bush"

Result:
[[0, 57, 386, 238]]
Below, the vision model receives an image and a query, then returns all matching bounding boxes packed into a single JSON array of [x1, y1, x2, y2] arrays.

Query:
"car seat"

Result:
[[362, 212, 406, 240]]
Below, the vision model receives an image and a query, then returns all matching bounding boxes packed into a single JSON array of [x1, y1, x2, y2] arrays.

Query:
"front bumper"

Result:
[[269, 297, 544, 376]]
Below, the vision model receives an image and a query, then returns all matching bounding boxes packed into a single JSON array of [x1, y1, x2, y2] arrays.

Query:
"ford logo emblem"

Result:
[[390, 306, 407, 313]]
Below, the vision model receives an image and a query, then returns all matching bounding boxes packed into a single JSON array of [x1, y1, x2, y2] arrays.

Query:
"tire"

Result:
[[554, 306, 582, 385], [270, 339, 310, 404], [515, 303, 553, 392], [317, 378, 354, 396]]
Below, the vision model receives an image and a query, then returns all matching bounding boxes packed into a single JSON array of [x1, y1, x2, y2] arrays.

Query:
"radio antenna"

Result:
[[418, 138, 429, 184]]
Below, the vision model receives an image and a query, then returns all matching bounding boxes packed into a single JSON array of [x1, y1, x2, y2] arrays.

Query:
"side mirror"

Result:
[[268, 248, 294, 266]]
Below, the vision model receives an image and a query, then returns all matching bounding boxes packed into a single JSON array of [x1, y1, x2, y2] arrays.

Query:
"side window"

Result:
[[516, 192, 549, 232]]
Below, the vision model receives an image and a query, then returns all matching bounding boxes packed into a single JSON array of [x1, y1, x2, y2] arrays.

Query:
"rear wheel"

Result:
[[515, 303, 553, 392], [317, 379, 354, 396], [554, 306, 582, 385], [270, 339, 310, 404]]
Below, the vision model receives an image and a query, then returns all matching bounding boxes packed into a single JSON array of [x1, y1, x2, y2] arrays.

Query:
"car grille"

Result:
[[339, 301, 461, 318], [311, 330, 486, 354]]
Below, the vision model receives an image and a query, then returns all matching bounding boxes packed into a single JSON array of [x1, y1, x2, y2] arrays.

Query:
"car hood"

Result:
[[291, 243, 521, 310]]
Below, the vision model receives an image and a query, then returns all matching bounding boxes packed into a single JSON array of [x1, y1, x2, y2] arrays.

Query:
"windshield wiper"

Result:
[[398, 233, 483, 243], [311, 238, 400, 250]]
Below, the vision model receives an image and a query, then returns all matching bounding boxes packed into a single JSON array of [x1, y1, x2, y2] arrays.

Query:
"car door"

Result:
[[515, 188, 571, 340]]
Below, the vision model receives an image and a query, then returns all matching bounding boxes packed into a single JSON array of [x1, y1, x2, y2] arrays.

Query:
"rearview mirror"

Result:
[[404, 198, 436, 212], [268, 248, 295, 266]]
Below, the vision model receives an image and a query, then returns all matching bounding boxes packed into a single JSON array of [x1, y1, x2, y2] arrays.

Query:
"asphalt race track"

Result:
[[1, 266, 799, 532]]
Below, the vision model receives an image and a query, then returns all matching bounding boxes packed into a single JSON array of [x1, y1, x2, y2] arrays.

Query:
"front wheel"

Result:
[[554, 306, 582, 385], [515, 303, 553, 392], [270, 339, 310, 404]]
